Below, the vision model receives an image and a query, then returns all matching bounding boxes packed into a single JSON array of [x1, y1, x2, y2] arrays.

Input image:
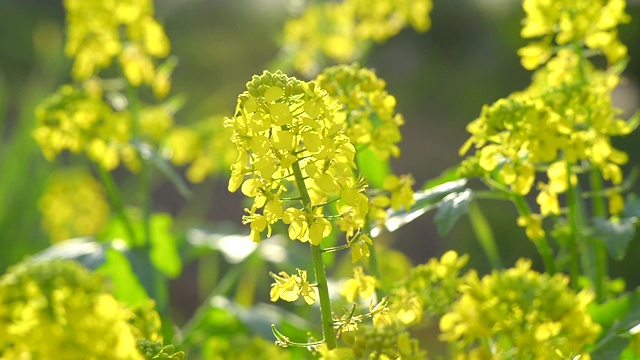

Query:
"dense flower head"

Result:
[[519, 0, 630, 70], [282, 0, 433, 75], [341, 323, 426, 360], [38, 168, 110, 242], [33, 84, 140, 171], [64, 0, 170, 91], [460, 48, 634, 234], [387, 250, 468, 325], [0, 259, 145, 360], [314, 64, 405, 159], [226, 70, 367, 246], [439, 259, 601, 359], [165, 115, 237, 183]]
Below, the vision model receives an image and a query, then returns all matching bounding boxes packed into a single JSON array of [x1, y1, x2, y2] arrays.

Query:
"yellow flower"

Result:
[[38, 168, 110, 242], [227, 70, 366, 247], [339, 266, 379, 302], [269, 269, 317, 305], [440, 259, 601, 359], [0, 259, 146, 360]]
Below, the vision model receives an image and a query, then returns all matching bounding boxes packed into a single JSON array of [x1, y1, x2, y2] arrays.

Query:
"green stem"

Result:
[[127, 84, 152, 246], [589, 167, 608, 301], [97, 165, 138, 244], [512, 195, 556, 274], [565, 163, 590, 292], [291, 161, 337, 349]]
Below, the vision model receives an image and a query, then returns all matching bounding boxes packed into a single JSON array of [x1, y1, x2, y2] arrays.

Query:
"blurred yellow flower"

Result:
[[38, 168, 110, 243]]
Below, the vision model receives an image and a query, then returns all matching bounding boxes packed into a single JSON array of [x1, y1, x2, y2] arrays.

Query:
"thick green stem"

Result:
[[291, 161, 337, 349], [512, 195, 556, 274]]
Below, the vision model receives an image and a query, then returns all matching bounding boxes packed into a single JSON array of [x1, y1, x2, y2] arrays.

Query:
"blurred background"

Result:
[[2, 0, 640, 326]]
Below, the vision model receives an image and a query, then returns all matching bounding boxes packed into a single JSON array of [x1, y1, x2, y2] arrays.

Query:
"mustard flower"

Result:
[[315, 63, 405, 159], [344, 323, 426, 360], [0, 259, 145, 360], [269, 269, 318, 305], [519, 0, 630, 69], [387, 250, 468, 325], [281, 0, 433, 75], [226, 70, 366, 246], [440, 259, 601, 359], [64, 0, 170, 90], [38, 168, 110, 242], [461, 48, 634, 236], [340, 266, 380, 303]]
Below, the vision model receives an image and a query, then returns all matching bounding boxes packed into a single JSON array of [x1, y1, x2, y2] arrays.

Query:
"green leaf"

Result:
[[467, 201, 503, 269], [371, 179, 468, 237], [355, 147, 390, 188], [592, 217, 635, 261], [149, 213, 182, 278], [590, 287, 640, 359], [434, 189, 473, 236], [97, 246, 149, 307], [623, 192, 640, 219]]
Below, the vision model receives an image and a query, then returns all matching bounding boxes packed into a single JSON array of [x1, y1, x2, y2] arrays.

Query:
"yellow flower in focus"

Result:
[[269, 269, 317, 305], [38, 168, 110, 242], [226, 70, 364, 246]]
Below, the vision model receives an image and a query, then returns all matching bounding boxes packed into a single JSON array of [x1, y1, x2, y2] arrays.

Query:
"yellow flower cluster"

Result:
[[387, 250, 468, 325], [519, 0, 629, 70], [205, 334, 291, 360], [439, 259, 601, 359], [33, 84, 139, 171], [64, 0, 171, 94], [460, 0, 634, 238], [0, 260, 147, 360], [282, 0, 433, 75], [38, 168, 110, 242], [461, 51, 632, 223], [35, 0, 176, 171], [226, 70, 367, 246], [336, 323, 426, 360], [315, 64, 405, 159], [165, 115, 237, 183]]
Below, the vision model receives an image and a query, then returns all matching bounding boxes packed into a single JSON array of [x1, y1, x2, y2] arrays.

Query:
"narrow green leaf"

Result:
[[467, 201, 503, 269], [134, 141, 192, 199], [592, 217, 635, 261], [623, 192, 640, 219], [434, 189, 473, 236]]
